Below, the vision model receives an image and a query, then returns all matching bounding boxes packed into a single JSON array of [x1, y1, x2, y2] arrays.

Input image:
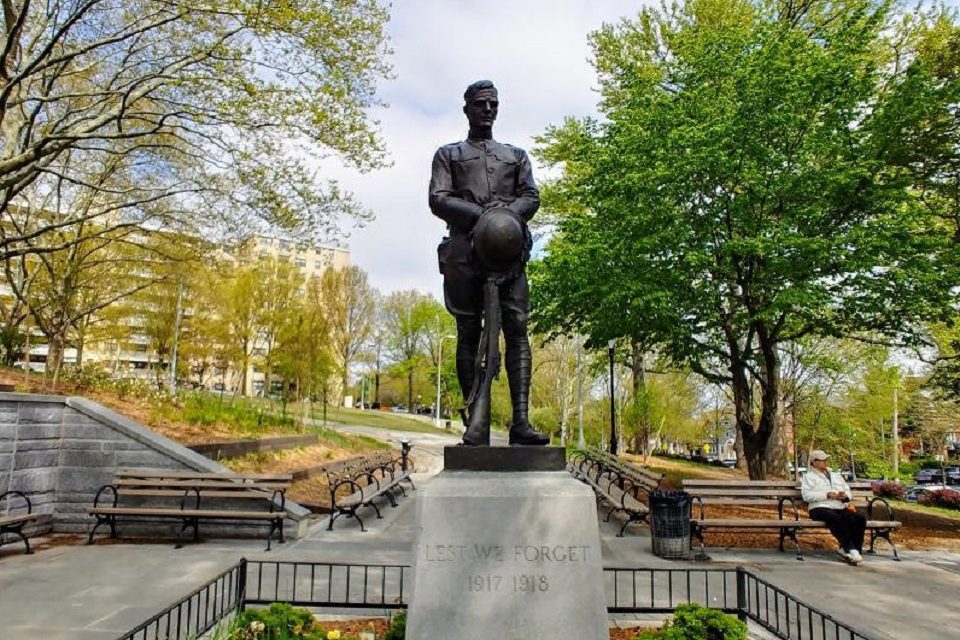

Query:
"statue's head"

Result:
[[463, 80, 498, 130]]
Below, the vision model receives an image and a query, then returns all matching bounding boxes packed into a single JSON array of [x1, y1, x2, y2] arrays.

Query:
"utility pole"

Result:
[[576, 335, 585, 449], [169, 277, 185, 396], [892, 387, 900, 475], [608, 339, 617, 455]]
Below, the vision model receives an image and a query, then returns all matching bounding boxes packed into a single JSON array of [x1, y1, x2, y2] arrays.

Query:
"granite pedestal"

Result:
[[406, 448, 608, 639]]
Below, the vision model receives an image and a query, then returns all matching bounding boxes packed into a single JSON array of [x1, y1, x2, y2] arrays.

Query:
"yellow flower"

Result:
[[293, 624, 303, 635], [327, 631, 342, 640], [250, 620, 265, 633]]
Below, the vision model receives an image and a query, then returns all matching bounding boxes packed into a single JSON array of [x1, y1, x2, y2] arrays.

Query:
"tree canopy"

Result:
[[0, 0, 391, 259], [531, 0, 960, 477]]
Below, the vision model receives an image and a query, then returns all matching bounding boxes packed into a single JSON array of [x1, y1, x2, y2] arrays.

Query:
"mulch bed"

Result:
[[313, 618, 647, 639]]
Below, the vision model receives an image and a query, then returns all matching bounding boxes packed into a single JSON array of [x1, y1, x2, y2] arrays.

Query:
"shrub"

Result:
[[918, 489, 960, 510], [634, 603, 747, 640], [234, 602, 320, 639], [382, 610, 406, 640], [871, 481, 905, 501]]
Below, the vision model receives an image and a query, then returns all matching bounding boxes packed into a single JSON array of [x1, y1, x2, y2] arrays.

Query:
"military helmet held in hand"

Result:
[[472, 207, 525, 274]]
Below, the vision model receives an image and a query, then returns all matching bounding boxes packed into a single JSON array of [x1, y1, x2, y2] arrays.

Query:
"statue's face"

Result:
[[464, 89, 498, 129]]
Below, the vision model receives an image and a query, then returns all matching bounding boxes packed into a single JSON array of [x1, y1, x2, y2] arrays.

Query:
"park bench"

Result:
[[682, 479, 901, 561], [87, 469, 292, 550], [1, 490, 39, 555], [568, 448, 664, 536], [326, 447, 415, 532]]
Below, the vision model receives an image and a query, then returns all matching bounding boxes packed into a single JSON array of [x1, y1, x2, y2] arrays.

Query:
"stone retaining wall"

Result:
[[189, 434, 319, 460], [0, 393, 311, 540]]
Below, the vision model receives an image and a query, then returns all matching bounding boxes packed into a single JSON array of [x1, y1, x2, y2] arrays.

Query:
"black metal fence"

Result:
[[244, 560, 408, 609], [118, 561, 877, 640], [117, 561, 244, 640], [740, 570, 873, 640]]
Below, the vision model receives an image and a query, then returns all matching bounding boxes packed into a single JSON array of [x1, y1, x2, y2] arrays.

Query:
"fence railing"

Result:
[[739, 570, 874, 640], [244, 560, 408, 609], [117, 561, 244, 640], [117, 561, 877, 640]]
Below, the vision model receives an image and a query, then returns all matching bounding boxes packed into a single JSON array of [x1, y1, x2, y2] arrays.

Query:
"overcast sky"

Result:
[[326, 0, 650, 299]]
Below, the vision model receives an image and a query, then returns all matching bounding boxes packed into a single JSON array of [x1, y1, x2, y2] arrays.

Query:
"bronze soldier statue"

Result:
[[429, 80, 550, 447]]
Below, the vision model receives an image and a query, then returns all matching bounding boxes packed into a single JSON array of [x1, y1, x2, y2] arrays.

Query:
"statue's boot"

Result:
[[506, 336, 550, 446]]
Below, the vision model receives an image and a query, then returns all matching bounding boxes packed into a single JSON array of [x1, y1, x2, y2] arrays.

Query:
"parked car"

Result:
[[905, 484, 960, 503], [391, 405, 408, 413], [914, 466, 960, 485]]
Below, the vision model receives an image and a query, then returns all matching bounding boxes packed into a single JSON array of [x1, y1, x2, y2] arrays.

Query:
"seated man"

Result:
[[801, 450, 867, 565]]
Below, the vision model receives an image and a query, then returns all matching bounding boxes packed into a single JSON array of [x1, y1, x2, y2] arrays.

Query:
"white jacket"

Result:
[[801, 467, 851, 511]]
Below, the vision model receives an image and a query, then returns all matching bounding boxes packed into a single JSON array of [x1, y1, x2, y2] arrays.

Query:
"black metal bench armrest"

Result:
[[692, 494, 705, 520], [0, 490, 32, 514], [359, 470, 383, 491], [377, 463, 397, 482], [180, 488, 201, 511], [92, 484, 118, 509], [867, 496, 894, 521], [330, 477, 363, 510], [621, 479, 649, 509], [778, 496, 800, 521], [270, 489, 286, 513]]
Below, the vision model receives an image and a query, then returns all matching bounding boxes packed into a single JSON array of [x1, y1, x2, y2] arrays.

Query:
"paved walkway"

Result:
[[2, 440, 960, 638]]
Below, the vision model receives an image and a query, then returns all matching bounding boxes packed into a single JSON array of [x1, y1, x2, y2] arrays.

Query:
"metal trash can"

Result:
[[649, 490, 692, 559]]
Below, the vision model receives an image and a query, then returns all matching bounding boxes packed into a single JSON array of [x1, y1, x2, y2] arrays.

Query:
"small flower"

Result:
[[293, 624, 303, 636], [250, 620, 265, 633], [327, 631, 342, 640]]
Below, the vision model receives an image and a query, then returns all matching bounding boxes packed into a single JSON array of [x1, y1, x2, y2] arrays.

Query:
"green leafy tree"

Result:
[[532, 0, 958, 478], [251, 257, 304, 395], [382, 290, 436, 410], [320, 265, 378, 399], [1, 0, 391, 259]]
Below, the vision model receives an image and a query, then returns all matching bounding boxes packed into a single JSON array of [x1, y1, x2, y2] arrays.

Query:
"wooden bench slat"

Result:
[[117, 469, 291, 481], [0, 513, 38, 526], [88, 507, 283, 519], [114, 479, 289, 490]]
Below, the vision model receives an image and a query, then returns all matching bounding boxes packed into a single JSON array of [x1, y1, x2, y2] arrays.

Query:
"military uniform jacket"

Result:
[[429, 138, 539, 238]]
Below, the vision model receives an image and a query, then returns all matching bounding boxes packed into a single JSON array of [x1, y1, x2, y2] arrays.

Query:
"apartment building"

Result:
[[1, 231, 350, 391]]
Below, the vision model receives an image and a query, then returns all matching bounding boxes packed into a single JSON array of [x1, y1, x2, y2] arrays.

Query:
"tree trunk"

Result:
[[407, 371, 414, 411], [732, 332, 786, 479], [47, 333, 66, 389], [628, 340, 650, 458]]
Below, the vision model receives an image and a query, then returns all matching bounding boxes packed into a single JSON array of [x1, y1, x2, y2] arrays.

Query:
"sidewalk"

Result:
[[2, 470, 958, 639]]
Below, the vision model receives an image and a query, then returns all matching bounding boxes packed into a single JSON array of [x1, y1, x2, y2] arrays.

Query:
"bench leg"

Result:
[[370, 500, 383, 519], [405, 477, 416, 491], [617, 515, 638, 538], [353, 512, 366, 532], [395, 483, 407, 497], [175, 518, 198, 549], [869, 529, 900, 561], [692, 525, 708, 560], [386, 491, 398, 508], [780, 527, 804, 561], [265, 519, 283, 552], [87, 516, 116, 545], [2, 527, 33, 555], [604, 506, 617, 522]]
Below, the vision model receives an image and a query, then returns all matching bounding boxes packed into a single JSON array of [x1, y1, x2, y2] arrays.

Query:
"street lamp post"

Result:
[[577, 334, 585, 450], [435, 334, 456, 428], [608, 339, 617, 455]]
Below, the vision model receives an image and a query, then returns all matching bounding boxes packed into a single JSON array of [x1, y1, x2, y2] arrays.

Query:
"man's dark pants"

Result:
[[809, 507, 867, 553]]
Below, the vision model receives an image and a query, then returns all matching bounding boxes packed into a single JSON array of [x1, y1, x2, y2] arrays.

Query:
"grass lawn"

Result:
[[309, 405, 460, 435], [892, 500, 960, 520]]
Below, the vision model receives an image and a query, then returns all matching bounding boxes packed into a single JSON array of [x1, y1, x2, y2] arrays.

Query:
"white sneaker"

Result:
[[847, 550, 862, 565], [836, 549, 850, 562]]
